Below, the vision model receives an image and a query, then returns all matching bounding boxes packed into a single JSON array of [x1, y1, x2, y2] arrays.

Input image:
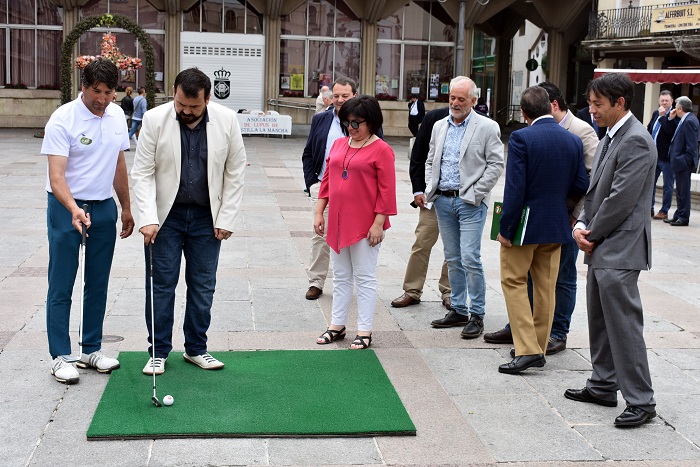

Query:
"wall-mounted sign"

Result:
[[526, 58, 538, 72], [213, 68, 231, 100], [650, 5, 700, 33]]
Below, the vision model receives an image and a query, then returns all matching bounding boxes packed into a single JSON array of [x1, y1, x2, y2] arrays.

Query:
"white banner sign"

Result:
[[236, 114, 292, 135]]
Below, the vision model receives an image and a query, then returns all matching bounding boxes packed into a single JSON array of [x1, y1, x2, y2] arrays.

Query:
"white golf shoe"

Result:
[[51, 356, 79, 384], [77, 351, 120, 373], [183, 352, 224, 370], [142, 357, 167, 375]]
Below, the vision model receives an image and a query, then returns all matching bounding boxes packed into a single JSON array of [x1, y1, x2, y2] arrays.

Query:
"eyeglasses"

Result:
[[341, 119, 366, 129]]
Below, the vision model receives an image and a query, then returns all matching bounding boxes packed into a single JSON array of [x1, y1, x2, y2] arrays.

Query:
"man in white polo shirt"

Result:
[[41, 59, 134, 384]]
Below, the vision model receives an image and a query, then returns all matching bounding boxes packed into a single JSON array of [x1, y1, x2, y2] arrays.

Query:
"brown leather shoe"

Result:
[[391, 293, 420, 308], [653, 212, 668, 220], [483, 326, 513, 344], [546, 337, 567, 355], [442, 296, 451, 309], [305, 286, 323, 300]]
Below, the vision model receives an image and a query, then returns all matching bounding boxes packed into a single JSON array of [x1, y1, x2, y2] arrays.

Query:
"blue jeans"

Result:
[[145, 204, 221, 358], [46, 194, 117, 358], [128, 118, 142, 139], [506, 241, 579, 340], [651, 159, 675, 214], [434, 196, 487, 317]]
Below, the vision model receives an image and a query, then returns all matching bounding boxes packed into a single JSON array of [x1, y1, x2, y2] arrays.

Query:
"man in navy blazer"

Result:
[[497, 86, 588, 374], [301, 78, 358, 300], [665, 95, 699, 226], [647, 90, 677, 220]]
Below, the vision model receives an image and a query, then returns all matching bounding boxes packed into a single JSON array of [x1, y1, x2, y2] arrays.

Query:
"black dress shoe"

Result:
[[669, 220, 689, 226], [461, 315, 484, 339], [614, 406, 656, 427], [564, 387, 618, 407], [510, 348, 515, 358], [483, 326, 513, 344], [431, 309, 469, 328], [663, 217, 677, 224], [546, 337, 567, 355], [498, 354, 545, 374]]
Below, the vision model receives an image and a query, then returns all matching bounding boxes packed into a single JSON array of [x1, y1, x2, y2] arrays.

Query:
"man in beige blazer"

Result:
[[131, 68, 246, 375], [424, 76, 504, 339]]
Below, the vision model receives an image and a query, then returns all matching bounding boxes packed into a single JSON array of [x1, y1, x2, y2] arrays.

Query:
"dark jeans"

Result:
[[672, 167, 692, 223], [505, 241, 579, 340], [145, 204, 221, 358], [651, 159, 675, 214], [46, 194, 117, 358]]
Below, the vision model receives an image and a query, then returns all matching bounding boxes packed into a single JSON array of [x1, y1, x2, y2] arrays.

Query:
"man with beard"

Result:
[[131, 68, 246, 375]]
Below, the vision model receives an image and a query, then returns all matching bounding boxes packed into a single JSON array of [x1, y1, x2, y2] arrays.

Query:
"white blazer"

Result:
[[131, 101, 246, 232]]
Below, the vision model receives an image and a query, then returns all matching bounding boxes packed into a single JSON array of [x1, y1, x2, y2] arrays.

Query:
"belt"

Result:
[[436, 189, 459, 197]]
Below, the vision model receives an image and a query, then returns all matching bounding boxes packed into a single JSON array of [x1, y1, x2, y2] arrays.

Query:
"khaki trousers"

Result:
[[402, 206, 450, 299], [308, 183, 330, 289], [500, 243, 561, 356]]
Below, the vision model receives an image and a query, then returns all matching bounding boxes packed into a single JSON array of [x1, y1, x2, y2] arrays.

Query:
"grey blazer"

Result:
[[425, 111, 504, 206], [578, 114, 657, 270]]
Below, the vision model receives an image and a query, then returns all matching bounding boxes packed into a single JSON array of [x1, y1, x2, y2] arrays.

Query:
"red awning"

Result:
[[593, 68, 700, 84]]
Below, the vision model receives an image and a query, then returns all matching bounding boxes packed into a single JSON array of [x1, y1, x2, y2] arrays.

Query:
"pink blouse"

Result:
[[318, 137, 397, 253]]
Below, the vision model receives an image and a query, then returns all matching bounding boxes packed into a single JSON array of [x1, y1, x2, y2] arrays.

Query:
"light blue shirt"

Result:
[[320, 108, 344, 181], [438, 112, 471, 191]]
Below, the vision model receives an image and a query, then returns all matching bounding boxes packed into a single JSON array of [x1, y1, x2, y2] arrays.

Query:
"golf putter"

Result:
[[63, 204, 89, 363], [149, 243, 162, 407]]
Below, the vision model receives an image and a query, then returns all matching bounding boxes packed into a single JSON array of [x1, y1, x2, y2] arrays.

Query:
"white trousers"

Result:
[[330, 239, 381, 332]]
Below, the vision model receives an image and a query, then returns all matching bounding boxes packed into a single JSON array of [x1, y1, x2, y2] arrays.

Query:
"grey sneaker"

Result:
[[51, 356, 79, 384], [142, 357, 167, 375], [76, 351, 120, 373], [183, 352, 224, 370]]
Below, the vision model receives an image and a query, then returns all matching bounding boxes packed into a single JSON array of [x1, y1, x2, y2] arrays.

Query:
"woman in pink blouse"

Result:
[[314, 95, 397, 349]]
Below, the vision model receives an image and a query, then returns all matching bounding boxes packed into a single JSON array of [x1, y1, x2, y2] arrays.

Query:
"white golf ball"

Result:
[[163, 395, 174, 406]]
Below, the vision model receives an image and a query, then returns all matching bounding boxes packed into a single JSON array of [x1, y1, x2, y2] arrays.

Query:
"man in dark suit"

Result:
[[301, 77, 357, 300], [391, 106, 451, 309], [647, 90, 677, 220], [407, 94, 425, 137], [496, 86, 588, 374], [576, 105, 607, 140], [664, 95, 699, 226], [568, 73, 657, 427]]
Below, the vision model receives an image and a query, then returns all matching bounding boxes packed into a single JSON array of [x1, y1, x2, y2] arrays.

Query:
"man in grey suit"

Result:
[[425, 76, 504, 339], [566, 73, 657, 427]]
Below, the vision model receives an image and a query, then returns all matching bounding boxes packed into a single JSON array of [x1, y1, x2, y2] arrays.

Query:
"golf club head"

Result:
[[152, 396, 162, 407]]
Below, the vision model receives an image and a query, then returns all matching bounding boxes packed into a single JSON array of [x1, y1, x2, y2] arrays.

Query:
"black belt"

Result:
[[436, 189, 459, 197]]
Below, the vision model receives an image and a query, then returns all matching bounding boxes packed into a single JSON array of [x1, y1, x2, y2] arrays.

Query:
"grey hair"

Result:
[[676, 96, 692, 112], [449, 76, 478, 99], [321, 88, 333, 100]]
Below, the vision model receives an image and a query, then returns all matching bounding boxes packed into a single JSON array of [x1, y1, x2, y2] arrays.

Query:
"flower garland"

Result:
[[75, 33, 143, 71], [60, 13, 155, 109]]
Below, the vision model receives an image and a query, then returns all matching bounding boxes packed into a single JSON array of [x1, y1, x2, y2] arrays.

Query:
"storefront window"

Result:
[[429, 45, 453, 101], [9, 0, 34, 24], [108, 0, 138, 22], [377, 11, 401, 40], [471, 30, 496, 112], [403, 1, 430, 41], [279, 0, 361, 97], [0, 29, 5, 87], [37, 30, 62, 88], [38, 2, 63, 25], [80, 0, 107, 19], [138, 1, 165, 30], [375, 43, 400, 99], [183, 0, 262, 34], [405, 45, 428, 99]]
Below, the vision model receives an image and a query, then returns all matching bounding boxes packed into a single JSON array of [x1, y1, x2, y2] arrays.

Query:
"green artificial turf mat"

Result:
[[87, 350, 416, 439]]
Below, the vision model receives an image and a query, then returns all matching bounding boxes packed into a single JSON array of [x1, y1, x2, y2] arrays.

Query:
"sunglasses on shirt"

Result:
[[341, 119, 366, 129]]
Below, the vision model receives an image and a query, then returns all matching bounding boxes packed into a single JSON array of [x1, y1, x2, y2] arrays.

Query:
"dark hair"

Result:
[[332, 77, 357, 95], [174, 68, 211, 100], [586, 73, 634, 110], [538, 81, 568, 111], [138, 87, 145, 94], [520, 86, 551, 120], [338, 95, 383, 136], [660, 90, 673, 99], [81, 59, 118, 90]]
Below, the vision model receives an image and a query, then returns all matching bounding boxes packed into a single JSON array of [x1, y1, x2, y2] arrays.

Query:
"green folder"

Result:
[[490, 201, 530, 246]]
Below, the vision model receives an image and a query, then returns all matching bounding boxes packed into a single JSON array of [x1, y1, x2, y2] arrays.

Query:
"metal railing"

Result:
[[588, 1, 698, 40]]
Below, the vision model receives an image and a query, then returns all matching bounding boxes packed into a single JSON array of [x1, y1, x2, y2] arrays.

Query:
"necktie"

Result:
[[600, 134, 611, 159], [651, 118, 661, 140]]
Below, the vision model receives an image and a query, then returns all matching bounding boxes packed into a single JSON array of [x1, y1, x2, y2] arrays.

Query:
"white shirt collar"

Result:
[[606, 111, 633, 139], [531, 114, 554, 125]]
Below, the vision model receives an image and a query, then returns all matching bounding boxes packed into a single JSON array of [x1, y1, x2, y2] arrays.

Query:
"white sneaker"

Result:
[[51, 356, 79, 384], [142, 357, 167, 375], [76, 351, 120, 373], [183, 352, 224, 370]]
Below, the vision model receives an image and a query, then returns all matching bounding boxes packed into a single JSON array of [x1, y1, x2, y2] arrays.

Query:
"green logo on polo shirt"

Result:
[[80, 136, 92, 145]]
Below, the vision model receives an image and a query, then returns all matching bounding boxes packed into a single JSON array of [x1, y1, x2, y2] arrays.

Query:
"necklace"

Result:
[[341, 136, 371, 180]]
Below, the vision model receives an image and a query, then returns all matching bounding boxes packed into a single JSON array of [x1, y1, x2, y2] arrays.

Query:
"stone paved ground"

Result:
[[1, 128, 699, 466]]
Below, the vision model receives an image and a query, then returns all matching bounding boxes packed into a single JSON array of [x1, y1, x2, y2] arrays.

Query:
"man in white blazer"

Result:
[[131, 68, 246, 375], [424, 76, 504, 339]]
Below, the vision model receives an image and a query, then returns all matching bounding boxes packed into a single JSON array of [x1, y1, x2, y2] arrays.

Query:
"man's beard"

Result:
[[178, 111, 202, 124]]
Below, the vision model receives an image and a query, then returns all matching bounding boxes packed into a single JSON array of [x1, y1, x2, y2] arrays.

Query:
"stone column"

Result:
[[164, 13, 180, 94], [264, 15, 281, 111], [644, 56, 663, 125], [459, 26, 473, 77], [547, 29, 568, 95], [360, 19, 377, 96]]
